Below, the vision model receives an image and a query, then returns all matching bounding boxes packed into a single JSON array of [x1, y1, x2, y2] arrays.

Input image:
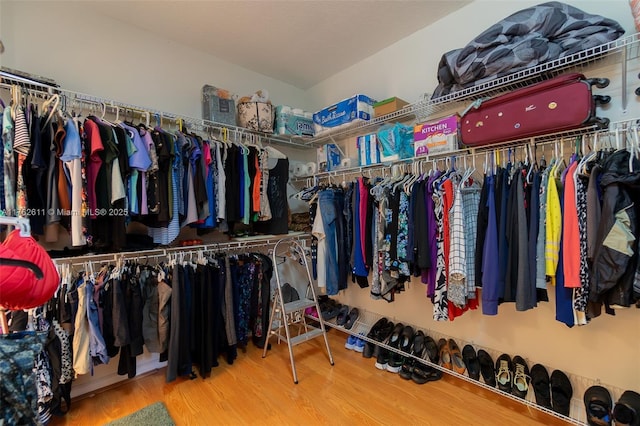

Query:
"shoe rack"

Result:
[[319, 307, 627, 425]]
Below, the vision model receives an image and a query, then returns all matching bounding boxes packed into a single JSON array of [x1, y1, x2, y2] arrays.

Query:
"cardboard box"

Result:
[[374, 97, 409, 117], [313, 94, 376, 134], [275, 105, 315, 137], [414, 114, 460, 156]]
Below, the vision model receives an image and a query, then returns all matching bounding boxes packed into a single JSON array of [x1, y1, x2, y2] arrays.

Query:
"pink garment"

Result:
[[562, 161, 581, 288], [358, 178, 368, 263], [83, 119, 104, 219]]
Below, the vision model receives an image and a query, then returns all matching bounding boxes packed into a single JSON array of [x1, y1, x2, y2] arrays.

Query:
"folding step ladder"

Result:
[[262, 237, 334, 384]]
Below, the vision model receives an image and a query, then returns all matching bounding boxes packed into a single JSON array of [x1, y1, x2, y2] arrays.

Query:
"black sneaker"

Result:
[[375, 347, 390, 370], [373, 321, 395, 369], [384, 323, 405, 373], [511, 356, 530, 399], [388, 325, 413, 373], [399, 330, 425, 380], [477, 350, 496, 387], [495, 354, 513, 393]]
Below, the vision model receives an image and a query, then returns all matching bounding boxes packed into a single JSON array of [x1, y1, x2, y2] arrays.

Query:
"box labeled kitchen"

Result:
[[414, 114, 460, 156]]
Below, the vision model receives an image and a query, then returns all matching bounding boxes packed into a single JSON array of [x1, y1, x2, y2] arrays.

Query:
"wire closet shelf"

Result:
[[0, 71, 312, 150], [312, 32, 640, 145]]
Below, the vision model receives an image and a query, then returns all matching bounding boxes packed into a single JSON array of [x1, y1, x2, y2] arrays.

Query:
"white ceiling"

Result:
[[84, 1, 472, 89]]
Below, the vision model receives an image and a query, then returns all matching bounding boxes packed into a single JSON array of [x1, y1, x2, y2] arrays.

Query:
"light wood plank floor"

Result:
[[50, 330, 569, 426]]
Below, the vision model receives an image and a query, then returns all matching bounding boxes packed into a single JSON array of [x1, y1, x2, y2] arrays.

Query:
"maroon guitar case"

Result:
[[460, 73, 610, 147]]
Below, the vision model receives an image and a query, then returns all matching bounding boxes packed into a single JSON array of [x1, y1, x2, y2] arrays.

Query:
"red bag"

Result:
[[0, 230, 59, 310], [460, 73, 610, 147]]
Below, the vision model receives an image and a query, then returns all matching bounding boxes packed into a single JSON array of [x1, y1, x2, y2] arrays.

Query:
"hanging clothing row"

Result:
[[305, 132, 640, 325], [0, 90, 291, 253], [3, 249, 274, 424]]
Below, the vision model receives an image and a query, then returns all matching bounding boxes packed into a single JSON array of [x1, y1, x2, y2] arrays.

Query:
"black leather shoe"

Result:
[[477, 349, 496, 387], [423, 335, 439, 365], [462, 344, 480, 381], [362, 318, 388, 359]]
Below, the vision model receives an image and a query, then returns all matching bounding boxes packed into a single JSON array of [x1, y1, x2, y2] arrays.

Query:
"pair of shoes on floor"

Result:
[[382, 324, 414, 374], [344, 334, 365, 353], [375, 323, 407, 372], [363, 318, 394, 359], [320, 298, 342, 321], [494, 354, 531, 399], [584, 385, 640, 426], [437, 338, 466, 374], [399, 331, 442, 384], [413, 334, 442, 384], [530, 364, 572, 416], [336, 306, 359, 330]]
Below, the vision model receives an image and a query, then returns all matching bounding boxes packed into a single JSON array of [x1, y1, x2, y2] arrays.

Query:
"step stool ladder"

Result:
[[262, 237, 334, 384]]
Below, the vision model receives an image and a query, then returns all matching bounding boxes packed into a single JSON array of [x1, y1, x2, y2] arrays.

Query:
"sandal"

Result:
[[343, 307, 359, 329], [335, 304, 350, 325]]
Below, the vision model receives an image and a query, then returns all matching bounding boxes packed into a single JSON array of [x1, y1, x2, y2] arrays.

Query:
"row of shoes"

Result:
[[361, 318, 443, 385], [318, 298, 359, 329], [459, 346, 573, 416], [585, 386, 640, 426], [356, 316, 578, 416]]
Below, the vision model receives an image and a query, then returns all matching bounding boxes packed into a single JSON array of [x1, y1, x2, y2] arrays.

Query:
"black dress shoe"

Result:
[[477, 349, 496, 387], [462, 344, 480, 381]]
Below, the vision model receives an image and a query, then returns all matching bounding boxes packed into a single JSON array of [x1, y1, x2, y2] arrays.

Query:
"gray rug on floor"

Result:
[[105, 401, 175, 426]]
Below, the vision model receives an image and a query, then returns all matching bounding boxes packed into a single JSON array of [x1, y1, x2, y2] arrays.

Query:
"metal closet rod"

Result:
[[52, 235, 310, 267], [0, 71, 309, 148], [310, 117, 640, 183]]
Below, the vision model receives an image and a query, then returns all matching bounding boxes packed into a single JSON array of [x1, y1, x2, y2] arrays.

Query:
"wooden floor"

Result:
[[50, 330, 569, 426]]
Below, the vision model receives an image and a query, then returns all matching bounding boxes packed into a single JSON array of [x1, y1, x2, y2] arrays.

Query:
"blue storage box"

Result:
[[313, 94, 376, 134], [275, 106, 315, 137]]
